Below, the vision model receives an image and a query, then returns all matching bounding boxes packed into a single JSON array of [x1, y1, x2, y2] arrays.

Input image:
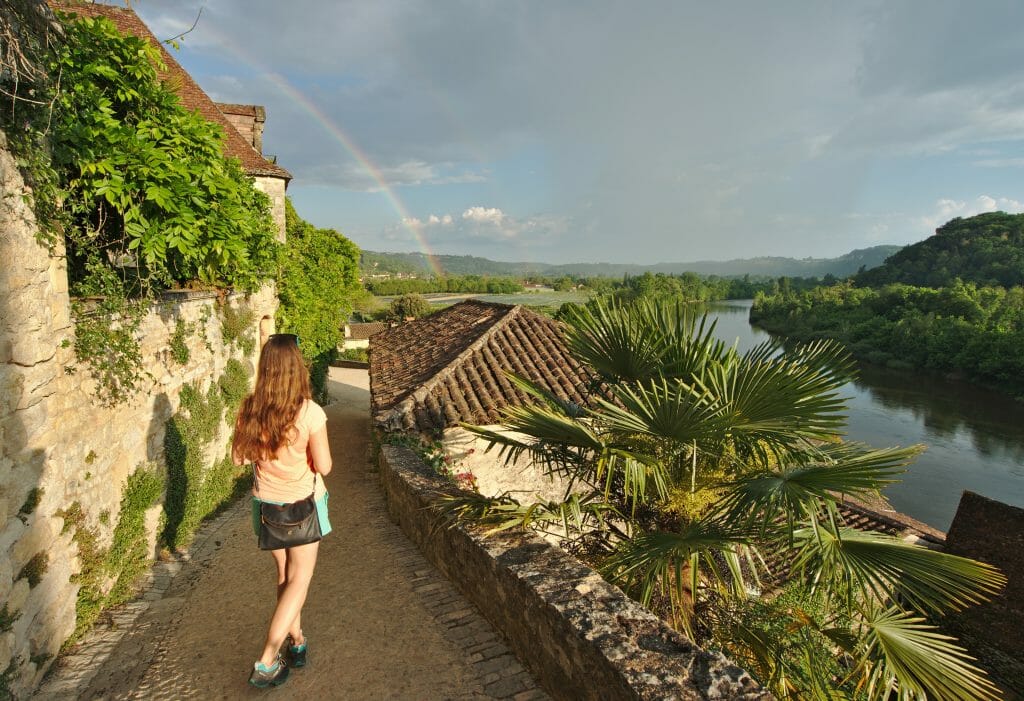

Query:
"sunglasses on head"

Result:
[[268, 333, 300, 346]]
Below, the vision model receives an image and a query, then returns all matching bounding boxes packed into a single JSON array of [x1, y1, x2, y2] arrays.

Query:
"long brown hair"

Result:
[[233, 334, 311, 461]]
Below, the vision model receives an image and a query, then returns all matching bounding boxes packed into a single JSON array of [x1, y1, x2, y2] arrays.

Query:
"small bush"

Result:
[[169, 317, 192, 365], [18, 553, 48, 588], [338, 347, 369, 362], [220, 302, 256, 356], [17, 487, 43, 520]]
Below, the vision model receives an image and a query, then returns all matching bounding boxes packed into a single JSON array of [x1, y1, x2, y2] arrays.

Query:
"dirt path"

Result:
[[38, 369, 546, 700]]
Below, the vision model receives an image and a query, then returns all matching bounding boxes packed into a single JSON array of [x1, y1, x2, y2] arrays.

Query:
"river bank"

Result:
[[708, 300, 1024, 531]]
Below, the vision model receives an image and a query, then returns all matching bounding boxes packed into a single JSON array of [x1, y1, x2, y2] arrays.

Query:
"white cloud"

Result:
[[920, 195, 1024, 231], [387, 209, 571, 256], [462, 207, 506, 225]]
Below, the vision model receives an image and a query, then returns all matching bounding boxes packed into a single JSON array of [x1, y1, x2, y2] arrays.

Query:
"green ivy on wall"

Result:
[[277, 198, 362, 402], [58, 464, 164, 644], [162, 360, 252, 550]]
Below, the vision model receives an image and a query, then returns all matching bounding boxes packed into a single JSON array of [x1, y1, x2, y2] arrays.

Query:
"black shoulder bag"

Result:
[[256, 472, 323, 551]]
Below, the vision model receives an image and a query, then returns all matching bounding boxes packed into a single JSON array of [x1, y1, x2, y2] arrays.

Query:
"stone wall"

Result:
[[377, 444, 771, 701], [0, 135, 275, 698], [944, 491, 1024, 692]]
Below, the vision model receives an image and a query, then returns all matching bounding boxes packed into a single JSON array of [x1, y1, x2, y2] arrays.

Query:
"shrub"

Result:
[[277, 199, 362, 402]]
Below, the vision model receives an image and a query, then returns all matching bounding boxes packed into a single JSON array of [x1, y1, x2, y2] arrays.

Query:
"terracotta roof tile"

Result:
[[52, 3, 291, 180], [346, 321, 388, 340], [370, 300, 594, 432]]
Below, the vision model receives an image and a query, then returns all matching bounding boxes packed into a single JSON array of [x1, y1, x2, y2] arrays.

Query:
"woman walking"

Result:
[[232, 333, 332, 688]]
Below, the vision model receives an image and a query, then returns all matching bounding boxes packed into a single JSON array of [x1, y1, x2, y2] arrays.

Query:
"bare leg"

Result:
[[259, 541, 319, 666], [270, 550, 303, 644]]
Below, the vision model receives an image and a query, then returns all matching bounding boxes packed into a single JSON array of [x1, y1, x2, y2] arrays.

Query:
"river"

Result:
[[707, 299, 1024, 531]]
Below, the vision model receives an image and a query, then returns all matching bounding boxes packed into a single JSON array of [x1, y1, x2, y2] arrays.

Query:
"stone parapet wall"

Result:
[[0, 136, 275, 698], [377, 444, 771, 701]]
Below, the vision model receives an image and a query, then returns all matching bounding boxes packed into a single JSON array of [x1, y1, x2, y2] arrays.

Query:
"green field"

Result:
[[428, 290, 591, 307]]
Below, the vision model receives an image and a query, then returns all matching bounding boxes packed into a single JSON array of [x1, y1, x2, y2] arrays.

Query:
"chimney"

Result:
[[215, 102, 266, 153]]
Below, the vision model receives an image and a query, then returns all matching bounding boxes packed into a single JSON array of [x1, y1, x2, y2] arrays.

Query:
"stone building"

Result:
[[370, 299, 595, 502], [342, 321, 388, 351]]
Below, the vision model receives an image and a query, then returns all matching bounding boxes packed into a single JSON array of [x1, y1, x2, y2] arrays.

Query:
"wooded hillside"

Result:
[[856, 212, 1024, 288]]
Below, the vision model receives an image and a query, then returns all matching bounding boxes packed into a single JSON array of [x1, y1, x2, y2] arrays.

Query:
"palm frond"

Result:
[[504, 372, 589, 418], [716, 444, 921, 531], [635, 299, 732, 381], [561, 297, 668, 383], [698, 341, 853, 453], [598, 378, 728, 445], [432, 490, 619, 538], [793, 527, 1005, 615], [600, 518, 756, 633], [853, 606, 1001, 701]]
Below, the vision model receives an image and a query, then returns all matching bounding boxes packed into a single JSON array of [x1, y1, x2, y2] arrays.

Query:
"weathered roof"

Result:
[[215, 103, 265, 119], [346, 321, 388, 340], [52, 3, 291, 180], [370, 300, 594, 433], [836, 497, 945, 544]]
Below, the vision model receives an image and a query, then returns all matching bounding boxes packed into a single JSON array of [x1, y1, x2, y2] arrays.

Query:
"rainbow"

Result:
[[179, 25, 445, 277], [259, 71, 444, 277]]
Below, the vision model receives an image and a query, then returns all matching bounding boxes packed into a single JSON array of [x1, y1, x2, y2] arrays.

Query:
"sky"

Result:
[[129, 0, 1024, 264]]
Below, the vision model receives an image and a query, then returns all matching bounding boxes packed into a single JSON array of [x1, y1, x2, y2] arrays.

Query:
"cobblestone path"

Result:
[[36, 368, 548, 701]]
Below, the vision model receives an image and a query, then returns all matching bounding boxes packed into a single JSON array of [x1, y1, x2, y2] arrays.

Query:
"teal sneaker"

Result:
[[288, 637, 307, 669], [249, 656, 289, 688]]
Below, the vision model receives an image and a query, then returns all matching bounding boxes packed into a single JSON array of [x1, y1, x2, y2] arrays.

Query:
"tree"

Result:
[[442, 296, 1004, 700], [277, 199, 362, 401], [388, 293, 432, 320]]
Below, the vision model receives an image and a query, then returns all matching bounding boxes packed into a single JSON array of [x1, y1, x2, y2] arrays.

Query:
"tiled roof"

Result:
[[347, 321, 388, 340], [836, 496, 945, 544], [52, 3, 290, 180], [370, 300, 594, 432]]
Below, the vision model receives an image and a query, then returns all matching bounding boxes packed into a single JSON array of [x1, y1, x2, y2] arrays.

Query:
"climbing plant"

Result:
[[47, 14, 279, 292], [2, 9, 279, 406], [162, 359, 252, 550], [58, 464, 164, 643], [277, 198, 362, 402]]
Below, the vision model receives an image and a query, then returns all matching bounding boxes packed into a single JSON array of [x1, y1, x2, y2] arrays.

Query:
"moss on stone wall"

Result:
[[162, 361, 252, 550], [59, 464, 164, 644], [169, 318, 192, 365], [220, 302, 255, 356], [16, 553, 48, 588]]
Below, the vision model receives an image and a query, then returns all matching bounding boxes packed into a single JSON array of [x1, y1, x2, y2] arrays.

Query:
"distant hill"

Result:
[[855, 212, 1024, 288], [361, 245, 903, 279]]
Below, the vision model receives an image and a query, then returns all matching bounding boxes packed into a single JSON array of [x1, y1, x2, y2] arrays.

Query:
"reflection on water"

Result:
[[705, 300, 1024, 531]]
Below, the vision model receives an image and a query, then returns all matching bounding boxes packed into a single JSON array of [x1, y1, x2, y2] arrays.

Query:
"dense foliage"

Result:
[[752, 280, 1024, 398], [443, 297, 1005, 700], [387, 293, 432, 320], [25, 14, 278, 293], [2, 10, 280, 404], [277, 199, 362, 402], [855, 212, 1024, 288], [610, 271, 823, 302], [365, 274, 523, 296]]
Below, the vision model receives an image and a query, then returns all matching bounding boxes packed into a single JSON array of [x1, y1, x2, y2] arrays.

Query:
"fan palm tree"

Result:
[[441, 296, 1004, 700]]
